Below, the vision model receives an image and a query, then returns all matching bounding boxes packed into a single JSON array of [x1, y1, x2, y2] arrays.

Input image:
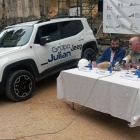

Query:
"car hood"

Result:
[[0, 47, 21, 56]]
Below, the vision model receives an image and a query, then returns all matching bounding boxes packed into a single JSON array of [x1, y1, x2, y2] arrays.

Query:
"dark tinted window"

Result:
[[61, 20, 83, 39], [35, 23, 60, 44]]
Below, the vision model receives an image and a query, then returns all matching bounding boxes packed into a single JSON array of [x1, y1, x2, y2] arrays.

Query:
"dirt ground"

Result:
[[0, 73, 140, 140]]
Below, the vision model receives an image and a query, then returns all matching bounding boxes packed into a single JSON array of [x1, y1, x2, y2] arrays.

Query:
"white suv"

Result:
[[0, 17, 98, 101]]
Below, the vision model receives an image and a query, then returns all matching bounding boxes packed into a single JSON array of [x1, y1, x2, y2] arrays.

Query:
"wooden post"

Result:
[[1, 0, 6, 26]]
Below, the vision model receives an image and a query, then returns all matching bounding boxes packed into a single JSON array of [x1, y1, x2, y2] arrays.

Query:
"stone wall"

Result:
[[0, 0, 100, 34], [0, 0, 98, 26], [0, 0, 44, 26]]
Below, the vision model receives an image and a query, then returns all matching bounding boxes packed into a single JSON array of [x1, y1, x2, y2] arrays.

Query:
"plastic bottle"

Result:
[[107, 63, 112, 73], [135, 66, 140, 78], [88, 60, 92, 70]]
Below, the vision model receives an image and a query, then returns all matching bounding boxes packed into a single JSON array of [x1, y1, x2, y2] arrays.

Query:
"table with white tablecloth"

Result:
[[57, 68, 140, 127]]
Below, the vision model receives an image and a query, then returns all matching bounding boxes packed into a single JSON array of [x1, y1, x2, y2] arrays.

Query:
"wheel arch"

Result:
[[81, 41, 98, 58], [1, 59, 40, 95]]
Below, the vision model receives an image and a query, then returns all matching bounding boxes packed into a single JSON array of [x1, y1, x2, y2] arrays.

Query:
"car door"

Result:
[[33, 22, 68, 73]]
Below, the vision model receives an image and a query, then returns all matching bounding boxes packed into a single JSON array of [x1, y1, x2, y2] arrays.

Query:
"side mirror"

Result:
[[40, 36, 51, 45]]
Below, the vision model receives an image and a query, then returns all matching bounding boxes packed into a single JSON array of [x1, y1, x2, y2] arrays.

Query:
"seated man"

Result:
[[92, 37, 126, 68], [123, 37, 140, 69]]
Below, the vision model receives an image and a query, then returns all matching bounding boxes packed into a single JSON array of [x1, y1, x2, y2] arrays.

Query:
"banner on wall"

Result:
[[103, 0, 140, 34]]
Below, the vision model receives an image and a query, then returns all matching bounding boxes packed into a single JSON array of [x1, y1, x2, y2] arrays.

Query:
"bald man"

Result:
[[123, 37, 140, 69]]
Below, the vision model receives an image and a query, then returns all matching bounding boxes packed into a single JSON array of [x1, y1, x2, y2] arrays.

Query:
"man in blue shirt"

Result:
[[92, 37, 126, 68]]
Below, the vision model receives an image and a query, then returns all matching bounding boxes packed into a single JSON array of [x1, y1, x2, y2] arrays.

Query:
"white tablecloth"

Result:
[[57, 68, 140, 127]]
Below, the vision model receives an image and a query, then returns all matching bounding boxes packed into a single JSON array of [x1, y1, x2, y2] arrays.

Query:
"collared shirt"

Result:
[[129, 50, 140, 64], [110, 50, 116, 62]]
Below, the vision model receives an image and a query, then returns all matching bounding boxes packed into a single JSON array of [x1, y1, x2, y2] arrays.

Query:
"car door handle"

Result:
[[57, 43, 64, 46], [78, 37, 84, 41]]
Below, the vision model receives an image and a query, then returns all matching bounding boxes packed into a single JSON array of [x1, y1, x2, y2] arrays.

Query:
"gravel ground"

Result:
[[0, 73, 140, 140]]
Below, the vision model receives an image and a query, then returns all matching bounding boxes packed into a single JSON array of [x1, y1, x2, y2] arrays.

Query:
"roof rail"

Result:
[[51, 16, 82, 19], [9, 19, 46, 26], [9, 16, 82, 26], [34, 19, 50, 24]]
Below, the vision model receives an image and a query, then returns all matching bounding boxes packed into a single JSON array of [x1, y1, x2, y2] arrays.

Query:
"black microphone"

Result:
[[139, 59, 140, 63], [119, 59, 122, 64]]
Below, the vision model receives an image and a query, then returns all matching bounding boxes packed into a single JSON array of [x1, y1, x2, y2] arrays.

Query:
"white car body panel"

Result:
[[0, 17, 98, 98]]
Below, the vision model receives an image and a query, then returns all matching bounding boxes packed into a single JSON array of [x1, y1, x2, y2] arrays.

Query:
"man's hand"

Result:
[[97, 63, 101, 68], [121, 63, 131, 69], [92, 61, 97, 67]]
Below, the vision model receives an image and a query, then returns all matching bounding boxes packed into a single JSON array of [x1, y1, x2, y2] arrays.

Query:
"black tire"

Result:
[[5, 70, 35, 102], [82, 48, 96, 61]]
